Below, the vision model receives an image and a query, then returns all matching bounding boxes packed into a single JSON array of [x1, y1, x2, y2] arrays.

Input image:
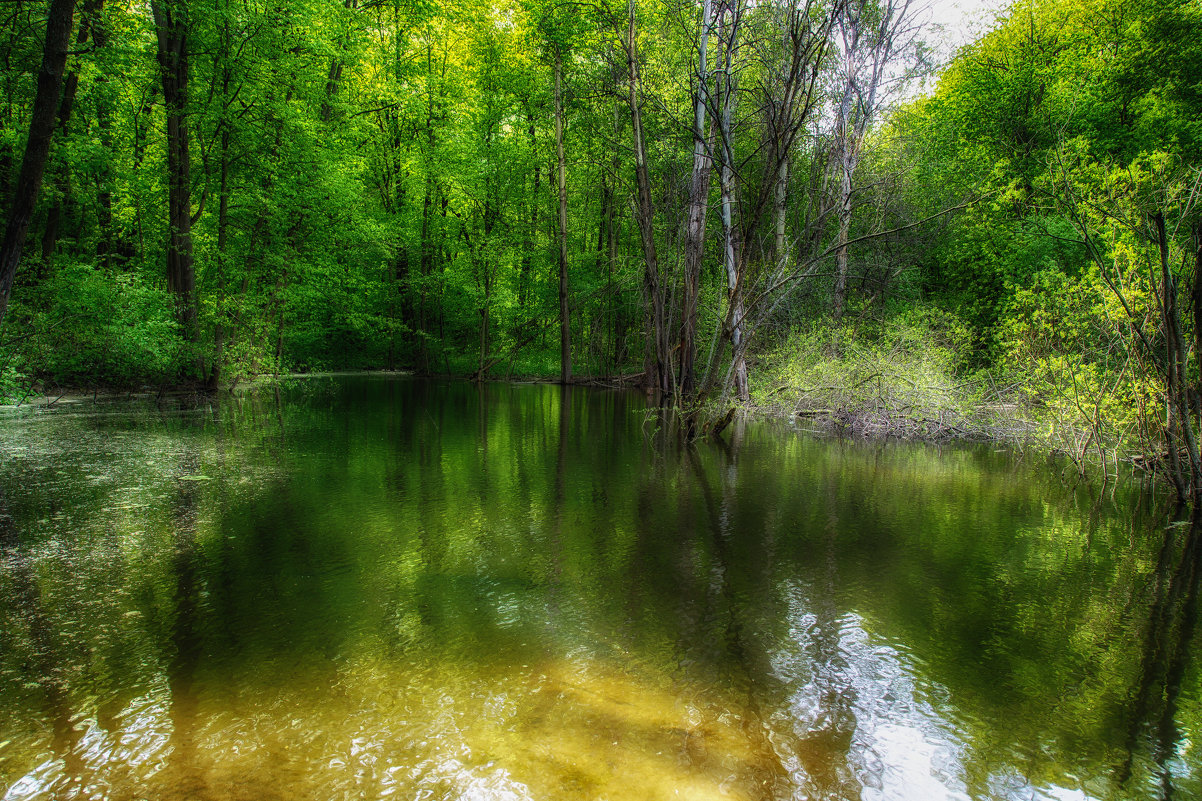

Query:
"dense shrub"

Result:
[[19, 266, 184, 387]]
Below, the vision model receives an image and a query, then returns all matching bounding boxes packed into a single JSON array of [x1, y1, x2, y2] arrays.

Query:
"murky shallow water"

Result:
[[1, 376, 1199, 800]]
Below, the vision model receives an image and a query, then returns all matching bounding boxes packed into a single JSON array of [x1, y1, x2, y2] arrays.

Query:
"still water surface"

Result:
[[0, 376, 1199, 800]]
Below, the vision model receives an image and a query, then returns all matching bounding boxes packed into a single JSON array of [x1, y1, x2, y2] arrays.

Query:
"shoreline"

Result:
[[0, 370, 1151, 486]]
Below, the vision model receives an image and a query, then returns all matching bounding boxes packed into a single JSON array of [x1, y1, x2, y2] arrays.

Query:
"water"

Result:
[[0, 375, 1198, 800]]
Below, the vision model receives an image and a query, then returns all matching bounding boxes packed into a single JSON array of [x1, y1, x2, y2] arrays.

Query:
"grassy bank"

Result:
[[1, 298, 1148, 484], [746, 306, 1138, 475]]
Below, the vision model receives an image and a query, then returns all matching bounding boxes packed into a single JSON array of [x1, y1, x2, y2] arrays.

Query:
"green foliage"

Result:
[[872, 0, 1202, 467], [0, 0, 1195, 479], [0, 359, 33, 403], [923, 212, 1089, 360], [21, 266, 184, 386], [752, 306, 1002, 439]]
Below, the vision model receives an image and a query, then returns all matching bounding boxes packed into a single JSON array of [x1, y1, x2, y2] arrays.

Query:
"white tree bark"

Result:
[[831, 0, 917, 319]]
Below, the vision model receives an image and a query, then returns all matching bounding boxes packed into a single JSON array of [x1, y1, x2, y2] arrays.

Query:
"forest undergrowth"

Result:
[[746, 305, 1140, 479]]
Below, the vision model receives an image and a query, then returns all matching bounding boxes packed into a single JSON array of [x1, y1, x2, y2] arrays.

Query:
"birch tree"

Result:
[[701, 0, 836, 404], [830, 0, 924, 319], [712, 0, 749, 400], [678, 0, 716, 398]]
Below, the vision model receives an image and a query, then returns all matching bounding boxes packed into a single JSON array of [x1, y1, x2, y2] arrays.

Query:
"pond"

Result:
[[0, 375, 1198, 800]]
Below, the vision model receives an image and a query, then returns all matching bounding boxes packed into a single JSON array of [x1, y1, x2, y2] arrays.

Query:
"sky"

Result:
[[922, 0, 1006, 55], [902, 0, 1005, 99]]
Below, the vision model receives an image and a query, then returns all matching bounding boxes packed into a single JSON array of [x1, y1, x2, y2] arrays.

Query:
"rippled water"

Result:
[[0, 376, 1199, 800]]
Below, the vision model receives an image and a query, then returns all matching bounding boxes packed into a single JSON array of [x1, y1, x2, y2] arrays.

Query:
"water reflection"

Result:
[[0, 377, 1199, 800], [768, 596, 970, 800], [1117, 509, 1202, 799], [0, 484, 88, 799]]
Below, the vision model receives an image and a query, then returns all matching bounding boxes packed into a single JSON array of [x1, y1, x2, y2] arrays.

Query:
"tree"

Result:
[[678, 0, 716, 398], [618, 0, 668, 395], [0, 0, 78, 332], [150, 0, 198, 347], [830, 0, 924, 319]]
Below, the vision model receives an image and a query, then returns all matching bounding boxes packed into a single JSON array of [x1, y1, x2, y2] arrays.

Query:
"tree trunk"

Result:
[[417, 49, 440, 375], [831, 71, 856, 322], [764, 0, 828, 280], [0, 0, 78, 332], [40, 0, 103, 262], [1192, 221, 1202, 426], [1154, 212, 1202, 503], [831, 0, 908, 320], [519, 102, 538, 328], [478, 190, 497, 379], [554, 49, 571, 384], [418, 173, 434, 373], [680, 0, 715, 399], [772, 156, 789, 268], [319, 0, 357, 123], [39, 188, 65, 262], [151, 0, 198, 347], [626, 0, 667, 396], [716, 0, 748, 402], [597, 121, 619, 376], [321, 59, 344, 123], [208, 115, 230, 389], [93, 5, 114, 267], [721, 157, 748, 402], [832, 126, 855, 321], [607, 101, 623, 373]]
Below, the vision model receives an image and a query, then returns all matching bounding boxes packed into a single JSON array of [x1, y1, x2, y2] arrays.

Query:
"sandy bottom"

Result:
[[3, 654, 792, 801]]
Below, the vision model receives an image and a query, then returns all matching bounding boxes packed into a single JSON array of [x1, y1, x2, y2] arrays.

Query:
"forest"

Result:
[[0, 0, 1200, 495]]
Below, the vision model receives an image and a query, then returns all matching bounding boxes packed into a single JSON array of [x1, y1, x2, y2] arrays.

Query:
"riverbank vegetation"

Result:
[[0, 0, 1199, 494]]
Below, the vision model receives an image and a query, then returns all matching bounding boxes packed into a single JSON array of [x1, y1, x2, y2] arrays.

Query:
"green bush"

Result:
[[0, 357, 33, 403], [24, 265, 185, 386], [752, 307, 997, 437]]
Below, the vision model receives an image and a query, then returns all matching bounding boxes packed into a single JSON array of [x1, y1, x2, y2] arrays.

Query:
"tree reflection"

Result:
[[1119, 508, 1202, 799], [0, 486, 87, 797], [3, 379, 1202, 800], [162, 447, 208, 799], [685, 431, 789, 796]]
